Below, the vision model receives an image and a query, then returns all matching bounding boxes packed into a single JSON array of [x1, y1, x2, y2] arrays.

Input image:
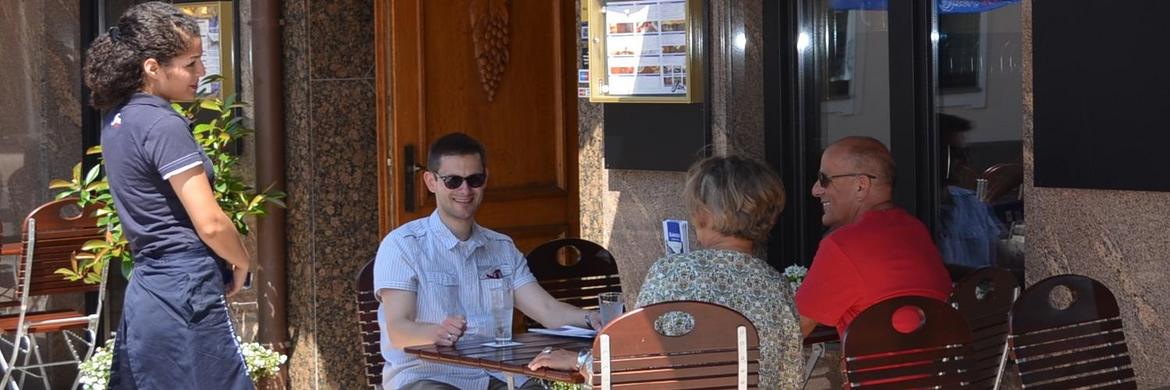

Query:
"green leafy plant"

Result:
[[51, 82, 285, 282]]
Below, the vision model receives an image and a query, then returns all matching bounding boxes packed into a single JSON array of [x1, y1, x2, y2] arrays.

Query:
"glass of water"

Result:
[[598, 292, 625, 327], [489, 282, 513, 344]]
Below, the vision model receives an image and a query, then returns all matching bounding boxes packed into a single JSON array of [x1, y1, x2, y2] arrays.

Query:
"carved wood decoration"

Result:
[[470, 0, 510, 101]]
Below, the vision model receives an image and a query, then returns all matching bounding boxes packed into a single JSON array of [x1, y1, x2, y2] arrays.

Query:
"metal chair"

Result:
[[801, 324, 840, 390], [950, 267, 1020, 390], [591, 300, 761, 389], [354, 258, 384, 389], [0, 198, 108, 390], [524, 238, 619, 327], [1008, 274, 1136, 389], [841, 295, 973, 389]]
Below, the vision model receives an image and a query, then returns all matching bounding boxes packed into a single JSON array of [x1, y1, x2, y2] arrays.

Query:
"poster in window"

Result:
[[176, 1, 236, 101], [588, 0, 703, 103]]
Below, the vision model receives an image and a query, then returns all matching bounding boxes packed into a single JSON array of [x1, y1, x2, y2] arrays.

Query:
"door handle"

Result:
[[404, 145, 425, 212]]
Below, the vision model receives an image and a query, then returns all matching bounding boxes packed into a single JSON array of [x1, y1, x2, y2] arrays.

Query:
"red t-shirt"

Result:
[[795, 208, 952, 337]]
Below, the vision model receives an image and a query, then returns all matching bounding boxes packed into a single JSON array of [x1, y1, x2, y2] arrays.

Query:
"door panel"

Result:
[[377, 0, 579, 253]]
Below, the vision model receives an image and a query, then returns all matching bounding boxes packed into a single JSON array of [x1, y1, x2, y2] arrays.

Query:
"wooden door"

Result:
[[376, 0, 579, 252]]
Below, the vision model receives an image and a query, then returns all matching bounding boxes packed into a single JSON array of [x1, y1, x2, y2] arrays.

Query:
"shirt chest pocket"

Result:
[[474, 265, 513, 310], [421, 272, 461, 320]]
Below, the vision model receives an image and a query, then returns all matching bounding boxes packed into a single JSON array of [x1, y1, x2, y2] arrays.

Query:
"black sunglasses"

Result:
[[817, 172, 877, 187], [433, 172, 487, 189]]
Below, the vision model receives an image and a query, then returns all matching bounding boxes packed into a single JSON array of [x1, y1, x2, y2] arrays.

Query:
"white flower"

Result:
[[78, 341, 113, 390], [238, 337, 289, 381], [782, 264, 808, 292], [78, 337, 288, 388]]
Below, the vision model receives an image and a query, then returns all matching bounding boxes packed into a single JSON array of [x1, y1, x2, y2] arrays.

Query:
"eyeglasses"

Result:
[[433, 172, 487, 189], [817, 172, 877, 187]]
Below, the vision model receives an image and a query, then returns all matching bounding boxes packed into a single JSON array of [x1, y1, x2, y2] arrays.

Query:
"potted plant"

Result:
[[51, 80, 284, 281]]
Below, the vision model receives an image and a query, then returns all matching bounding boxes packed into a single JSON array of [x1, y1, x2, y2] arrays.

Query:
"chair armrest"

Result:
[[0, 243, 19, 256]]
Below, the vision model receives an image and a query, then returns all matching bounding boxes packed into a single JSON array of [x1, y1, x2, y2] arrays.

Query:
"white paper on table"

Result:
[[480, 340, 524, 348], [528, 326, 597, 339]]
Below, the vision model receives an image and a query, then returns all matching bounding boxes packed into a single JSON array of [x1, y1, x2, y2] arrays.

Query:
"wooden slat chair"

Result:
[[842, 295, 973, 389], [525, 238, 619, 327], [0, 198, 108, 390], [949, 267, 1020, 390], [591, 300, 761, 389], [354, 258, 384, 389], [1008, 274, 1136, 389], [980, 163, 1023, 204]]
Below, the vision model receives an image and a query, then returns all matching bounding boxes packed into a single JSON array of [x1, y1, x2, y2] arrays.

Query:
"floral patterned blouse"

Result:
[[635, 249, 804, 389]]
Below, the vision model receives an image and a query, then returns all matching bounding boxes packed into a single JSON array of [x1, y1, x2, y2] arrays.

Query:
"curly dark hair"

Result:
[[83, 2, 200, 110]]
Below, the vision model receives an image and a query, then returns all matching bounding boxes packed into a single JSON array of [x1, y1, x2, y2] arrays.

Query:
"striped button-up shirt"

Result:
[[374, 211, 538, 389]]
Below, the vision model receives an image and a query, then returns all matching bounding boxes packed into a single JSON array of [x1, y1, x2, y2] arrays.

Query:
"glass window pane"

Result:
[[1, 4, 83, 242], [934, 2, 1024, 273], [812, 2, 891, 149]]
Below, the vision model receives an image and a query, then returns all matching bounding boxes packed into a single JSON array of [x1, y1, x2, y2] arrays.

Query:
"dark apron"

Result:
[[108, 247, 253, 389]]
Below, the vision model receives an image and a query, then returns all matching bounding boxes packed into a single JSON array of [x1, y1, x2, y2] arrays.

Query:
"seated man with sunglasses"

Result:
[[373, 132, 601, 390], [794, 136, 952, 338]]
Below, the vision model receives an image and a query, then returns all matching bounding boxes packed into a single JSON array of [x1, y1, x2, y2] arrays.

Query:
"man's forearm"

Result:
[[799, 315, 819, 337], [386, 318, 438, 349]]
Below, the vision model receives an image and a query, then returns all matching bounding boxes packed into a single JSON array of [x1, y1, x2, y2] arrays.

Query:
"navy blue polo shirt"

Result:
[[101, 93, 215, 259]]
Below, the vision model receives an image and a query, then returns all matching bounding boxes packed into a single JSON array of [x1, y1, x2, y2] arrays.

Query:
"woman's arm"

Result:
[[169, 168, 249, 295], [514, 283, 601, 329]]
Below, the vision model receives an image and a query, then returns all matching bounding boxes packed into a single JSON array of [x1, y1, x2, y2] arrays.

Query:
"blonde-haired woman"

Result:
[[529, 155, 803, 388]]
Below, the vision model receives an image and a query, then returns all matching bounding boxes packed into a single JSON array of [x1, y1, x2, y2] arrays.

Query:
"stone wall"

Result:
[[282, 0, 379, 388], [578, 0, 766, 301], [1021, 1, 1170, 387]]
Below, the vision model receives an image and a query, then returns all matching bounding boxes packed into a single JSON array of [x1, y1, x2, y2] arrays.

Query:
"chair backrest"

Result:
[[525, 238, 619, 325], [590, 300, 761, 389], [842, 295, 973, 389], [949, 267, 1019, 390], [1009, 274, 1136, 389], [980, 163, 1022, 203], [355, 258, 384, 388], [9, 198, 104, 303]]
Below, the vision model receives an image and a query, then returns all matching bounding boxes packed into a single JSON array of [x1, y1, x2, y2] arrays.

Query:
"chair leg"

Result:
[[25, 335, 50, 390], [16, 335, 34, 390], [68, 330, 96, 390], [0, 344, 13, 390], [801, 342, 825, 390]]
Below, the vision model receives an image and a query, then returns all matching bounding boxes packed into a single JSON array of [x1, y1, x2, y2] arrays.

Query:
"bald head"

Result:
[[825, 136, 895, 187]]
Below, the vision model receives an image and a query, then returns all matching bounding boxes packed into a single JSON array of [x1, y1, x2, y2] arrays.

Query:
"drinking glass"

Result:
[[488, 282, 513, 344], [443, 285, 466, 334], [598, 292, 625, 326]]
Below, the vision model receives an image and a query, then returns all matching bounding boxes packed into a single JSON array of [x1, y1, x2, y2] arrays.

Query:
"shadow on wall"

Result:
[[605, 170, 690, 299]]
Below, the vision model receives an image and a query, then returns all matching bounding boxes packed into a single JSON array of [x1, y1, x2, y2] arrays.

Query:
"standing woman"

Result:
[[83, 2, 252, 389]]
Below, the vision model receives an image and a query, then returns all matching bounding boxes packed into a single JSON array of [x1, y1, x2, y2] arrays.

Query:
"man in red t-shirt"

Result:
[[795, 136, 952, 337]]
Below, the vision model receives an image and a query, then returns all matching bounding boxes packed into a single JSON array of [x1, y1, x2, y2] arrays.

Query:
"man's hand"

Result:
[[226, 267, 249, 297], [586, 310, 603, 330], [430, 315, 467, 347]]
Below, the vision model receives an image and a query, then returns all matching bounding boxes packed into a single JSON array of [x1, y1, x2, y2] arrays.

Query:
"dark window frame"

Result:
[[764, 0, 942, 268]]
